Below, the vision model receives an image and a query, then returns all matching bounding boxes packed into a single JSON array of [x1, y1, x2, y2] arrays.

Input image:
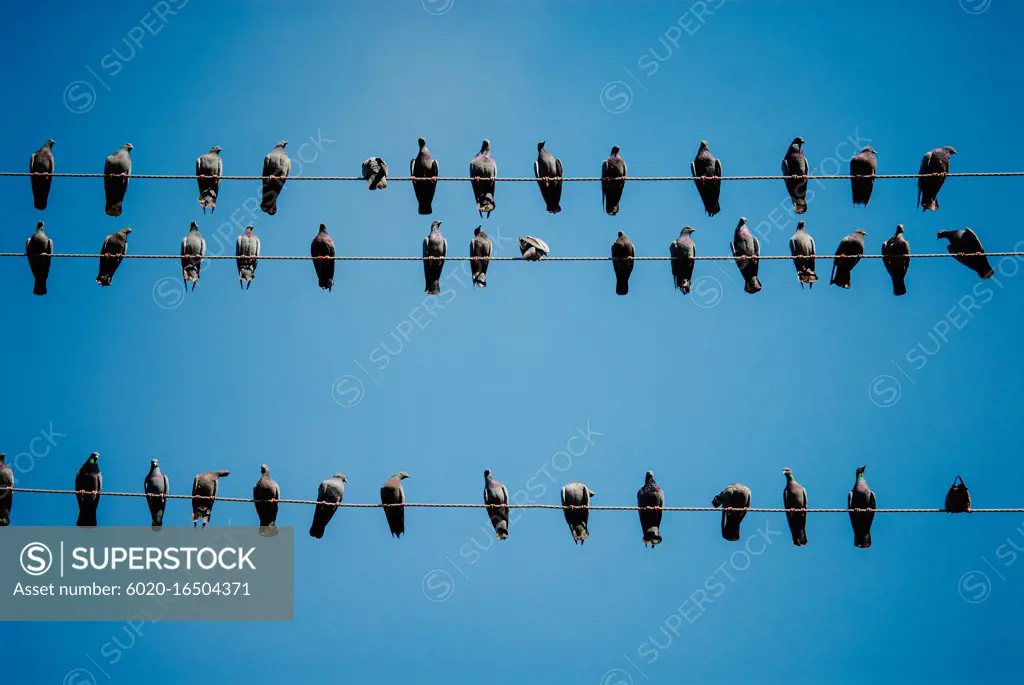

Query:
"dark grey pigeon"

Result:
[[191, 470, 229, 527], [848, 465, 875, 549], [712, 482, 751, 541], [830, 229, 867, 289], [601, 145, 627, 216], [788, 221, 818, 289], [611, 231, 635, 296], [730, 217, 762, 294], [944, 475, 971, 513], [96, 227, 132, 287], [534, 140, 563, 214], [423, 220, 446, 295], [881, 224, 910, 296], [483, 469, 510, 540], [380, 471, 409, 538], [253, 464, 280, 538], [938, 228, 994, 280], [361, 157, 389, 190], [691, 140, 722, 217], [519, 235, 549, 261], [26, 221, 53, 296], [670, 227, 697, 294], [75, 452, 102, 527], [144, 459, 169, 529], [29, 139, 55, 210], [0, 454, 13, 526], [781, 137, 809, 215], [637, 470, 664, 548], [261, 141, 290, 215], [104, 143, 133, 217], [410, 137, 439, 215], [850, 146, 877, 207], [180, 221, 206, 291], [235, 225, 260, 290], [470, 226, 492, 288], [561, 481, 595, 545], [782, 468, 808, 547], [470, 139, 497, 217], [918, 146, 957, 212], [196, 146, 222, 213], [310, 223, 336, 292], [310, 473, 347, 539]]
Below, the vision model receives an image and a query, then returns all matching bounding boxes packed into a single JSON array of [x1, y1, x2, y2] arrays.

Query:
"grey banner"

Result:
[[0, 526, 293, 621]]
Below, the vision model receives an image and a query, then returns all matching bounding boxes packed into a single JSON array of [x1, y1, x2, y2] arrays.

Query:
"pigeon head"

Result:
[[681, 226, 696, 235], [45, 139, 56, 148], [334, 473, 348, 483], [862, 146, 877, 155], [122, 227, 133, 235], [537, 140, 545, 151], [645, 470, 655, 483], [793, 137, 805, 147], [617, 231, 624, 238], [712, 493, 722, 507], [396, 471, 410, 480], [0, 453, 6, 463], [211, 145, 222, 153], [474, 226, 482, 236], [483, 469, 492, 479], [480, 139, 491, 154], [853, 229, 868, 236], [87, 452, 100, 464], [610, 145, 621, 156], [260, 464, 269, 474], [782, 467, 793, 479], [796, 221, 805, 230], [856, 465, 867, 477], [738, 216, 748, 226], [36, 221, 44, 230], [245, 224, 254, 232], [698, 140, 709, 150], [123, 143, 134, 152], [189, 221, 199, 231], [418, 137, 427, 148], [150, 459, 159, 468], [943, 146, 958, 155], [895, 224, 904, 235], [319, 223, 327, 232], [430, 220, 442, 231], [276, 141, 288, 148], [588, 489, 597, 498]]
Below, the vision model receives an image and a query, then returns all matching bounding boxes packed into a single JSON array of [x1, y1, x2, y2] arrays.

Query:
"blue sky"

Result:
[[2, 1, 1023, 683]]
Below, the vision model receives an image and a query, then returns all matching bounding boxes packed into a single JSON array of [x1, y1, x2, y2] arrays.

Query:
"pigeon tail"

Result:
[[309, 522, 326, 539], [96, 275, 113, 287], [477, 193, 495, 215], [319, 277, 334, 292], [854, 531, 871, 549], [198, 189, 217, 211], [494, 521, 509, 540], [721, 520, 741, 541], [547, 202, 562, 214], [643, 527, 662, 547], [615, 276, 629, 296], [681, 278, 691, 295], [920, 196, 938, 212], [259, 524, 279, 538], [77, 510, 97, 527], [417, 200, 433, 215], [33, 278, 47, 296], [977, 265, 995, 280], [472, 272, 486, 288], [744, 276, 762, 294], [105, 202, 123, 217], [831, 269, 852, 289], [891, 274, 907, 296], [425, 280, 441, 295], [571, 524, 589, 544], [34, 199, 47, 211], [704, 201, 721, 217]]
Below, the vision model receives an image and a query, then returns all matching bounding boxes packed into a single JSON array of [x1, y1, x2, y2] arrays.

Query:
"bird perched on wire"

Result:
[[310, 223, 336, 292], [26, 221, 53, 296], [191, 470, 229, 528], [730, 217, 761, 294], [29, 139, 55, 211], [235, 225, 260, 290], [601, 145, 627, 216], [180, 221, 206, 291], [944, 475, 971, 513], [103, 143, 133, 217], [670, 227, 697, 294], [253, 464, 280, 538], [261, 141, 290, 215], [848, 465, 875, 549], [937, 228, 994, 280], [918, 146, 957, 212], [470, 139, 497, 217], [143, 459, 168, 530], [781, 137, 809, 214], [0, 454, 12, 526], [611, 231, 635, 296], [96, 227, 132, 287], [411, 137, 439, 215], [309, 473, 348, 539], [423, 220, 446, 295], [830, 229, 867, 289], [637, 471, 664, 548], [788, 221, 817, 289], [520, 235, 549, 261], [782, 468, 808, 547], [196, 145, 222, 213], [849, 146, 877, 207], [881, 224, 911, 296], [534, 141, 562, 214], [691, 140, 722, 217], [361, 157, 389, 190], [380, 471, 409, 538], [75, 452, 103, 527], [483, 469, 510, 540], [470, 226, 492, 288], [712, 483, 751, 541], [561, 481, 595, 545]]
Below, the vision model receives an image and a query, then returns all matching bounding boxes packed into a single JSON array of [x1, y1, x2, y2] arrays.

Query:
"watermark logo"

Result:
[[20, 542, 52, 576], [600, 81, 634, 115], [867, 375, 902, 408], [960, 0, 992, 14], [957, 570, 991, 603], [331, 375, 365, 409], [691, 276, 723, 309], [152, 276, 185, 310], [421, 569, 455, 603], [422, 0, 454, 15]]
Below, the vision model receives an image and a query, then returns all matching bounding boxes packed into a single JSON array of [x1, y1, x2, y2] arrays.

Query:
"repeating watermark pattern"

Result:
[[957, 521, 1023, 604], [6, 423, 66, 485], [419, 422, 605, 602], [599, 519, 782, 682], [960, 0, 992, 14], [421, 0, 454, 15], [599, 0, 728, 114], [62, 0, 190, 115], [690, 275, 724, 309], [332, 226, 517, 410], [150, 129, 336, 310], [868, 243, 1024, 408]]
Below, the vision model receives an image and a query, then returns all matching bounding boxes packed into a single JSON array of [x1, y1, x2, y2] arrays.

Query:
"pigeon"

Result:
[[253, 464, 280, 538], [561, 481, 595, 545], [483, 469, 510, 540], [310, 223, 336, 292], [96, 227, 132, 287], [830, 229, 867, 289], [191, 470, 229, 527], [881, 224, 911, 296], [103, 143, 133, 216], [0, 454, 13, 526], [519, 236, 549, 261], [534, 140, 563, 214], [944, 475, 971, 513], [781, 137, 809, 214], [29, 139, 55, 210], [180, 221, 206, 291], [918, 146, 957, 212], [261, 141, 290, 215], [361, 157, 389, 190], [730, 217, 762, 294], [235, 225, 260, 290], [848, 465, 875, 549], [788, 221, 818, 288], [143, 459, 169, 529], [470, 226, 492, 288], [637, 470, 664, 548], [850, 146, 877, 207], [411, 137, 439, 215], [938, 228, 994, 280], [611, 231, 635, 296], [712, 483, 751, 541], [782, 468, 808, 547], [380, 471, 409, 538], [309, 473, 348, 539], [423, 220, 446, 295], [75, 452, 102, 527], [601, 145, 627, 216], [470, 139, 497, 217], [26, 221, 53, 296], [691, 140, 722, 217], [196, 146, 222, 213], [670, 227, 697, 294]]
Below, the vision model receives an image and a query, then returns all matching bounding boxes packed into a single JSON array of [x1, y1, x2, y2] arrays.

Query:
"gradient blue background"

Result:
[[2, 1, 1023, 683]]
